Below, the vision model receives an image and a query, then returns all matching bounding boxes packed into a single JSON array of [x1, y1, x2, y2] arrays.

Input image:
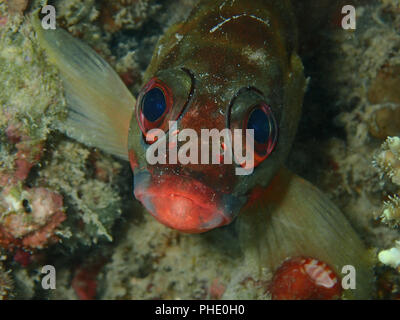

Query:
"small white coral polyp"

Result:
[[374, 136, 400, 226], [375, 136, 400, 185], [379, 241, 400, 270]]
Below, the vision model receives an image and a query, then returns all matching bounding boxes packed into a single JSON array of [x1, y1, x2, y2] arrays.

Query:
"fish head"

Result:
[[127, 59, 301, 233]]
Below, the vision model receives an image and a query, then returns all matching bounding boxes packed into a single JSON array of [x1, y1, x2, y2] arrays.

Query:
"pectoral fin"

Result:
[[238, 167, 376, 299], [32, 12, 136, 159]]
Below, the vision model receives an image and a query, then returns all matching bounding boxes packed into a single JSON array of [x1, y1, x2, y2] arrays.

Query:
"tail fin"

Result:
[[238, 167, 375, 299], [32, 13, 136, 160]]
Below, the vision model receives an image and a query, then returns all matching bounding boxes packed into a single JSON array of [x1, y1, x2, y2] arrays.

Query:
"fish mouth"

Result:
[[133, 171, 236, 233]]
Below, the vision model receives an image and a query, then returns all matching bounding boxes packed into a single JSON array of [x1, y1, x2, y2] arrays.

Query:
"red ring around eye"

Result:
[[241, 103, 278, 168], [136, 77, 173, 142]]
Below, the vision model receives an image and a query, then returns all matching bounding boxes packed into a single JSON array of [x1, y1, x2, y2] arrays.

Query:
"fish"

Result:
[[33, 0, 375, 298]]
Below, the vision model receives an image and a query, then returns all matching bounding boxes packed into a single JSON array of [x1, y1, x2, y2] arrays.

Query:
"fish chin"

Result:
[[136, 192, 230, 233], [133, 172, 233, 233]]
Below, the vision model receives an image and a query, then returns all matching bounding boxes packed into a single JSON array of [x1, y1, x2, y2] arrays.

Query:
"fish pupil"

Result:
[[247, 108, 270, 143], [142, 87, 166, 122]]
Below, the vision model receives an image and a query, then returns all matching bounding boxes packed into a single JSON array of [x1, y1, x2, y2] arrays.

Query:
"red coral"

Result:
[[0, 16, 7, 26], [119, 71, 135, 87], [14, 141, 43, 181], [0, 122, 65, 251], [270, 256, 342, 300], [209, 278, 226, 299], [0, 187, 66, 250], [5, 124, 22, 144], [72, 261, 105, 300], [13, 249, 31, 267], [72, 267, 98, 300], [0, 124, 44, 187]]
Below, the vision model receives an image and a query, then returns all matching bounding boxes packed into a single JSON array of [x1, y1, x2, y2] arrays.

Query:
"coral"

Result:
[[99, 0, 161, 33], [209, 278, 226, 299], [368, 105, 400, 140], [1, 0, 399, 300], [0, 184, 66, 250], [38, 141, 123, 248], [0, 0, 67, 252], [375, 137, 400, 274], [0, 124, 44, 187], [269, 257, 341, 300], [366, 62, 400, 139], [286, 0, 400, 251], [377, 268, 400, 299], [0, 4, 66, 139], [0, 7, 68, 254], [381, 194, 400, 227], [50, 0, 176, 94], [374, 136, 400, 226], [52, 0, 195, 94], [52, 0, 108, 55], [375, 137, 400, 186], [11, 267, 37, 299], [0, 260, 13, 300], [13, 249, 32, 267], [379, 241, 400, 270], [97, 209, 271, 300], [0, 0, 65, 197], [72, 266, 98, 300], [0, 0, 129, 299]]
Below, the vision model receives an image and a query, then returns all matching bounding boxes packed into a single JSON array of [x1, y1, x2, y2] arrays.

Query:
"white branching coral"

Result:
[[375, 137, 400, 271], [381, 195, 400, 227], [374, 136, 400, 185], [374, 136, 400, 226]]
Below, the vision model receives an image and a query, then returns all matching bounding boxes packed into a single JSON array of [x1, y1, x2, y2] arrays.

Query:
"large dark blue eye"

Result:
[[247, 108, 270, 143], [244, 103, 278, 166], [142, 88, 166, 122], [136, 77, 174, 143]]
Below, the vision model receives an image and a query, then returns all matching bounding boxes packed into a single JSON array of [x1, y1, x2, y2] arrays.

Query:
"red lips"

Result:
[[134, 174, 232, 233]]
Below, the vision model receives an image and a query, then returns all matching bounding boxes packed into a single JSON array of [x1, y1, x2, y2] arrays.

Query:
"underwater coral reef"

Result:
[[0, 0, 400, 300]]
